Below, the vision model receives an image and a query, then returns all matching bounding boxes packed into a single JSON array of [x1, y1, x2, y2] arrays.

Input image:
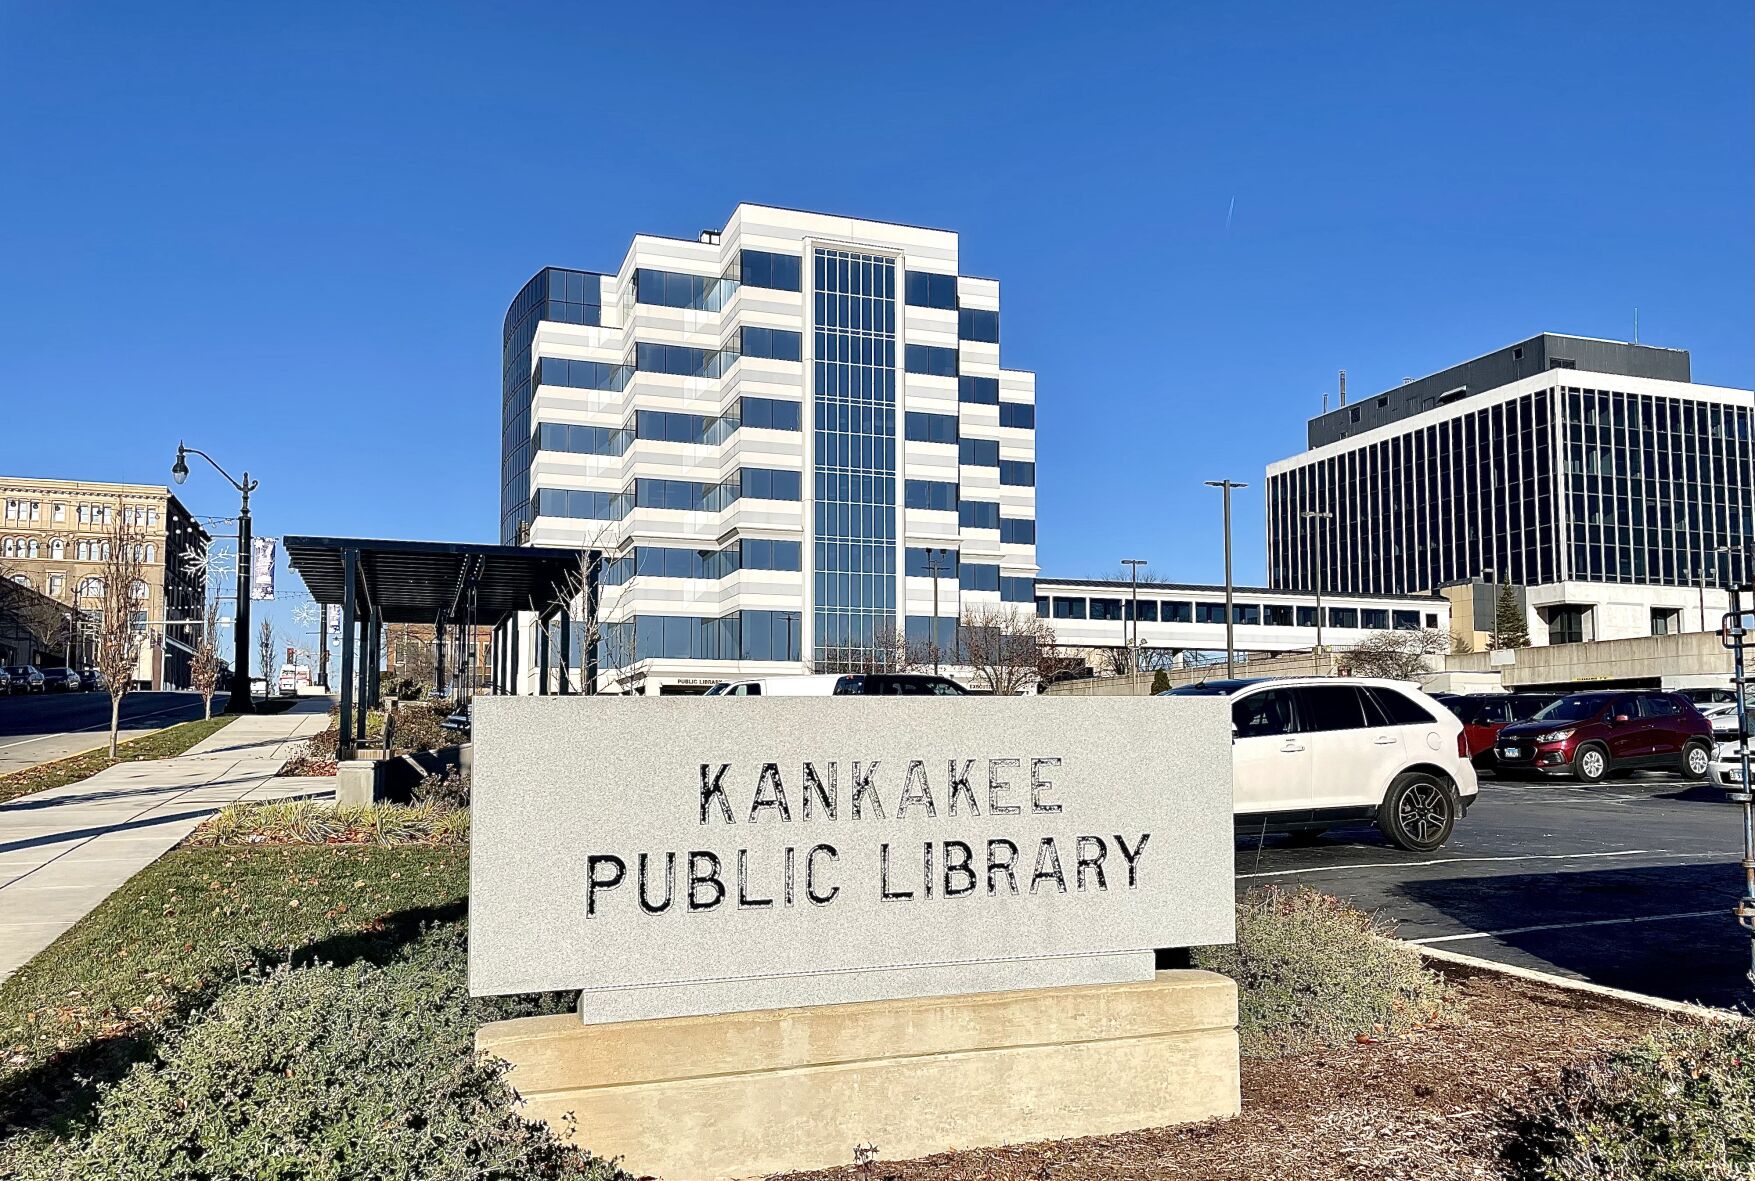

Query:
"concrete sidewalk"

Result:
[[0, 699, 335, 982]]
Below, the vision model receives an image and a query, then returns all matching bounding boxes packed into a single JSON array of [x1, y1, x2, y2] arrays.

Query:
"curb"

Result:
[[1412, 941, 1747, 1023]]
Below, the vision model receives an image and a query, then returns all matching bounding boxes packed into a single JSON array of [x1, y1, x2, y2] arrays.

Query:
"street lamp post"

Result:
[[1300, 510, 1333, 660], [1205, 480, 1248, 679], [1700, 545, 1733, 632], [1121, 558, 1148, 675], [1483, 566, 1499, 649], [924, 548, 950, 675], [172, 442, 257, 715]]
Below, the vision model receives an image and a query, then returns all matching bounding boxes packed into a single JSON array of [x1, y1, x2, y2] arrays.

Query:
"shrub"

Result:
[[7, 928, 622, 1181], [1193, 886, 1449, 1057], [191, 800, 469, 846], [415, 765, 471, 808], [1503, 1019, 1755, 1180], [1150, 669, 1171, 694], [387, 702, 450, 753]]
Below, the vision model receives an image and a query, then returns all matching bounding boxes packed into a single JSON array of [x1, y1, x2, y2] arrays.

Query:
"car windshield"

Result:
[[1532, 695, 1607, 722]]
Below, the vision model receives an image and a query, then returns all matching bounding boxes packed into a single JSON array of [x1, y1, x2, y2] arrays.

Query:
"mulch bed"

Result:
[[772, 963, 1670, 1181]]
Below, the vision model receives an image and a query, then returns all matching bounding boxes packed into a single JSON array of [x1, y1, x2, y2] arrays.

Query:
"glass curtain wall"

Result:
[[811, 249, 898, 664]]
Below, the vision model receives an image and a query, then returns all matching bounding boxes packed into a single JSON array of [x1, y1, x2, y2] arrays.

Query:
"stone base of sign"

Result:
[[476, 969, 1240, 1181]]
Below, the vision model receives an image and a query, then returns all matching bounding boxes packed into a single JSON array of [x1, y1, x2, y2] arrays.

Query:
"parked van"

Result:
[[706, 673, 968, 697]]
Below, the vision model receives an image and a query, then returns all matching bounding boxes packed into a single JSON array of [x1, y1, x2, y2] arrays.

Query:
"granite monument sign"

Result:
[[469, 694, 1233, 1022]]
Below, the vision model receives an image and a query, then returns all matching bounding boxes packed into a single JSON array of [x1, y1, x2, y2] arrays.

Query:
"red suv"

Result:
[[1446, 693, 1560, 769], [1492, 690, 1715, 782]]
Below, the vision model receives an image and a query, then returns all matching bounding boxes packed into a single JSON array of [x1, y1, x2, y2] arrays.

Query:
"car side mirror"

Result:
[[1612, 714, 1630, 725]]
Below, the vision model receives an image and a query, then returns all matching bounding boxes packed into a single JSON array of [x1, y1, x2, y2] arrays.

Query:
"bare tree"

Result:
[[257, 618, 275, 695], [1342, 628, 1455, 681], [190, 599, 222, 720], [552, 527, 645, 694], [815, 623, 923, 675], [959, 603, 1056, 695], [87, 518, 150, 758]]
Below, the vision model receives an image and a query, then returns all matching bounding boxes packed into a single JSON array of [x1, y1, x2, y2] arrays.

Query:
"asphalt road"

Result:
[[1236, 768, 1753, 1009], [0, 690, 227, 775]]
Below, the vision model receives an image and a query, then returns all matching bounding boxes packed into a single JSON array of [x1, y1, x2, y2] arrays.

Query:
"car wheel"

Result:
[[1682, 741, 1712, 781], [1573, 743, 1610, 783], [1376, 772, 1458, 852]]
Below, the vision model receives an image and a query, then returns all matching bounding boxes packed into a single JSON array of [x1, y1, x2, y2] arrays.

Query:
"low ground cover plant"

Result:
[[7, 928, 622, 1181], [1504, 1018, 1755, 1180], [1195, 885, 1450, 1056], [190, 799, 469, 846], [0, 844, 468, 1141]]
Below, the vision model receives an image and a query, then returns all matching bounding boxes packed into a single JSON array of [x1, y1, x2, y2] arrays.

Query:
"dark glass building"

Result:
[[1268, 336, 1753, 643]]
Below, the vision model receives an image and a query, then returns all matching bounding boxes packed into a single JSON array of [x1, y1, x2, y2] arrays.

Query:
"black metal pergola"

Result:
[[283, 536, 593, 753]]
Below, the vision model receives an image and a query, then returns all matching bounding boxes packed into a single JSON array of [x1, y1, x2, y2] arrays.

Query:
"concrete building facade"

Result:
[[1266, 336, 1754, 647], [0, 478, 208, 687]]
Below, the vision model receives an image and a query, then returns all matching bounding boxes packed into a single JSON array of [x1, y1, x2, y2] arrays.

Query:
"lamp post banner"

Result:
[[250, 537, 275, 601], [468, 695, 1235, 1023]]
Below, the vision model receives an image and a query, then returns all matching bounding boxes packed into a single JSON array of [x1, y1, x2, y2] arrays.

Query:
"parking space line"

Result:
[[1409, 909, 1724, 945], [1235, 848, 1668, 880]]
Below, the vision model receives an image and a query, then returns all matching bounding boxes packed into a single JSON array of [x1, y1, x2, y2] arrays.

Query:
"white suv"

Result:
[[1165, 677, 1479, 852]]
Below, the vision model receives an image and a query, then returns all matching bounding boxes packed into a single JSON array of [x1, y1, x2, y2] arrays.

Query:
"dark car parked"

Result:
[[38, 667, 81, 692], [4, 666, 47, 694], [1447, 693, 1561, 768], [78, 668, 106, 693], [1493, 690, 1715, 782]]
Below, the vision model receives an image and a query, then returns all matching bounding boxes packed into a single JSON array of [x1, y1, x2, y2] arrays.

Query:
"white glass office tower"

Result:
[[500, 205, 1038, 693]]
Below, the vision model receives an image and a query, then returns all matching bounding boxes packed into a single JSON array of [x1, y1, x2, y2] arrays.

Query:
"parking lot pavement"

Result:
[[1234, 771, 1753, 1010], [0, 691, 221, 775]]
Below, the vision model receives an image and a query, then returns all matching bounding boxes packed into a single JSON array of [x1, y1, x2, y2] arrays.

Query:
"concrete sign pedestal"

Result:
[[477, 969, 1240, 1181]]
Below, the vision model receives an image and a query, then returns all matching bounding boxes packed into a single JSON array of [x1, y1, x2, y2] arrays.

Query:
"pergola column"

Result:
[[537, 611, 551, 696], [338, 548, 357, 752]]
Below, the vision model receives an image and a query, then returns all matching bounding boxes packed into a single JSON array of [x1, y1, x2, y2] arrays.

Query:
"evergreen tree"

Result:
[[1150, 668, 1171, 695], [1490, 583, 1531, 649]]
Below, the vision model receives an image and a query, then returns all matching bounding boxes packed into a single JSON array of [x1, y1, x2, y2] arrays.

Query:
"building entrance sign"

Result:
[[469, 695, 1233, 1022]]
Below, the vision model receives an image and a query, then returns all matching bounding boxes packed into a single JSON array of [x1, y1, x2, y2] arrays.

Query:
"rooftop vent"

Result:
[[699, 230, 722, 245], [1438, 385, 1468, 404]]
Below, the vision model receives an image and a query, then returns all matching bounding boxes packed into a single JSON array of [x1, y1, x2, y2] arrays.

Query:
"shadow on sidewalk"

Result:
[[0, 809, 220, 856]]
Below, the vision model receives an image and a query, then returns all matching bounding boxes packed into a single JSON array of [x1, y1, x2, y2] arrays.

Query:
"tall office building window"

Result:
[[812, 249, 897, 665]]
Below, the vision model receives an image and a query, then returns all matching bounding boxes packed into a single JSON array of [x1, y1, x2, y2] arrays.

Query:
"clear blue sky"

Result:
[[3, 2, 1750, 646]]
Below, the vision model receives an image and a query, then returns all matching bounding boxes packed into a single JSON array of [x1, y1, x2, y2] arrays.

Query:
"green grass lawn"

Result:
[[0, 714, 237, 805]]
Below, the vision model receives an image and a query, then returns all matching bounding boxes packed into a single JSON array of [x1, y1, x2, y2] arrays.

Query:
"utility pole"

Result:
[[1704, 548, 1730, 632], [925, 548, 949, 675], [1485, 566, 1499, 649], [1205, 480, 1248, 679], [1122, 558, 1148, 675], [1301, 509, 1333, 662]]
